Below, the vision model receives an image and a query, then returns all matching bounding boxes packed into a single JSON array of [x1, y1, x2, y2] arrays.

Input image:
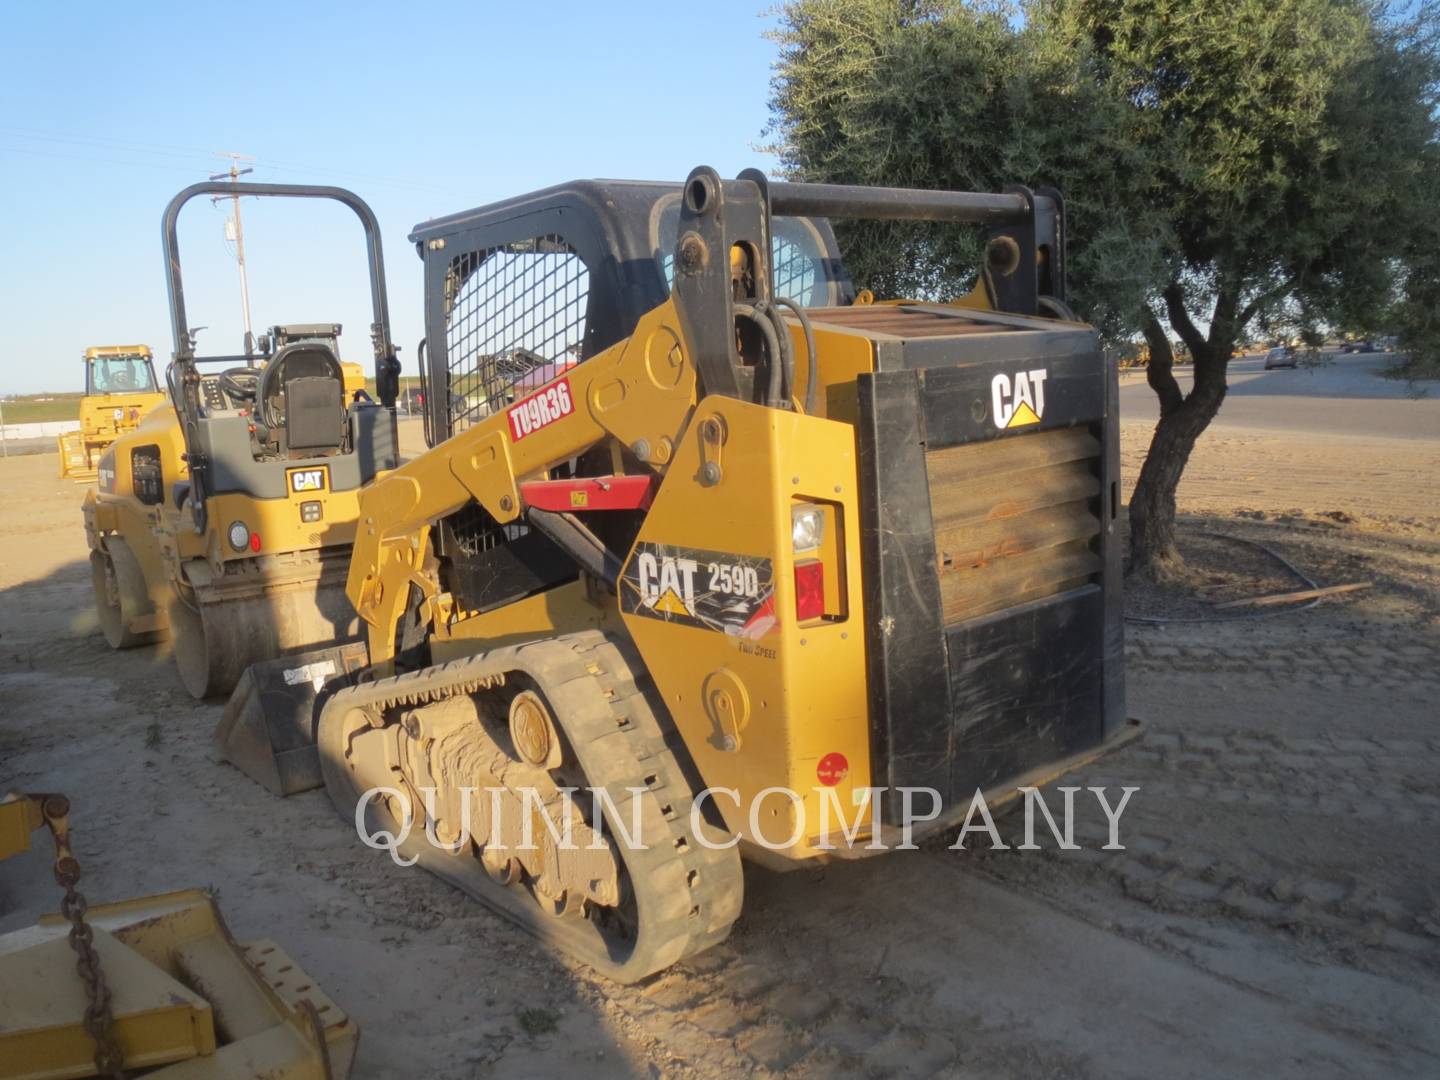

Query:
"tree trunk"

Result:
[[1127, 283, 1235, 582], [1128, 395, 1223, 581]]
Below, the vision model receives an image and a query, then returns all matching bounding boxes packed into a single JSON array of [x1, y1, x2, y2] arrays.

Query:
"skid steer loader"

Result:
[[220, 167, 1137, 982], [84, 182, 402, 699], [58, 346, 167, 482], [0, 793, 357, 1078]]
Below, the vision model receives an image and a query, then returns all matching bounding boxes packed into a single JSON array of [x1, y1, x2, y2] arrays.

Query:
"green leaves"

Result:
[[768, 0, 1440, 355]]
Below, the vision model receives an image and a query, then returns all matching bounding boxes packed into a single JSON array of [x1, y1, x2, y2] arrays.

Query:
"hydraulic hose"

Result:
[[772, 296, 817, 414], [734, 302, 786, 408], [760, 300, 796, 410]]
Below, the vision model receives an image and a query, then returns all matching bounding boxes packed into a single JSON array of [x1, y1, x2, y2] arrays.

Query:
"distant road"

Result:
[[1119, 351, 1440, 440], [0, 437, 55, 457]]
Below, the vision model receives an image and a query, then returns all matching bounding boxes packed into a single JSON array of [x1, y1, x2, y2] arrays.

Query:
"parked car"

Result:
[[1264, 346, 1298, 369], [1336, 338, 1382, 355]]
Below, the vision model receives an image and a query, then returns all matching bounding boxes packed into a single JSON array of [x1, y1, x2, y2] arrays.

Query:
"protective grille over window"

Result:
[[656, 216, 828, 308], [772, 233, 819, 306], [443, 236, 589, 433], [659, 228, 829, 308]]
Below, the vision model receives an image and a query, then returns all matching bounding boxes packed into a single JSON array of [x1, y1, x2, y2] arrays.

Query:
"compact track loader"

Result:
[[221, 167, 1136, 981], [84, 182, 401, 699], [58, 346, 167, 482], [0, 793, 357, 1078]]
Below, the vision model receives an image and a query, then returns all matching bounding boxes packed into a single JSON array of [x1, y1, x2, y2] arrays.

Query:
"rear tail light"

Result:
[[795, 560, 825, 621]]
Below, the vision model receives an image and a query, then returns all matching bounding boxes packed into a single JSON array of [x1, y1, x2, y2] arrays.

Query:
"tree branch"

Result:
[[1210, 279, 1239, 344], [1162, 281, 1208, 360], [1193, 274, 1245, 404], [1237, 278, 1292, 328], [1141, 311, 1184, 416]]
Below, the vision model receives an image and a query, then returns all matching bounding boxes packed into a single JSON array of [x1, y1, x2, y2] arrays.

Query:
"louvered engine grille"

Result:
[[926, 426, 1103, 625]]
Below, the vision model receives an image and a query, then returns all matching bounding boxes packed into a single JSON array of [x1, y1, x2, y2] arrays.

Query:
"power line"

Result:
[[0, 144, 218, 175], [0, 124, 463, 197], [0, 125, 222, 163]]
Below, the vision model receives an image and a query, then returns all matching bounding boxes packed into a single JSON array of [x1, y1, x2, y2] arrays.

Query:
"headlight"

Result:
[[227, 521, 250, 552], [791, 504, 825, 552]]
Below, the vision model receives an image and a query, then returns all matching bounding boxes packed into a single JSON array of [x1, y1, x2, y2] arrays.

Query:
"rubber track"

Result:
[[318, 629, 743, 983]]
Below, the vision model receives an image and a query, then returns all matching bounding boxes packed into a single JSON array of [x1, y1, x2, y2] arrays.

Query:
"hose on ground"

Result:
[[1124, 531, 1324, 624]]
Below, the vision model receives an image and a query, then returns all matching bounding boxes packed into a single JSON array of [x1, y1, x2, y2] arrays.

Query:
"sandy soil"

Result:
[[2, 418, 1438, 1078], [1121, 423, 1440, 540]]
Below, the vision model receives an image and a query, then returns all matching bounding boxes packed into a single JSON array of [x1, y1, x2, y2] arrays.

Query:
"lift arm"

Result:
[[348, 297, 702, 664]]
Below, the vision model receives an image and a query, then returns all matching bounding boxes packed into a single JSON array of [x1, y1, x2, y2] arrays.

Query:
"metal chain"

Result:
[[40, 795, 127, 1079]]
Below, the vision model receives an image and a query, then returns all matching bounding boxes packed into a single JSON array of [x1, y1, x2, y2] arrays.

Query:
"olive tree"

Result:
[[768, 0, 1440, 579]]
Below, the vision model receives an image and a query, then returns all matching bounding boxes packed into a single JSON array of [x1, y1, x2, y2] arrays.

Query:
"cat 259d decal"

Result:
[[620, 542, 776, 640]]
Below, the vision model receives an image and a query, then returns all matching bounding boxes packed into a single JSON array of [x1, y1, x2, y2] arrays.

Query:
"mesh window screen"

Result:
[[771, 233, 819, 305], [444, 236, 589, 433]]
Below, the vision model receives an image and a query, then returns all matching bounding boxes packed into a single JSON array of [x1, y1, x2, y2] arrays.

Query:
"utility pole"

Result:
[[211, 152, 255, 355]]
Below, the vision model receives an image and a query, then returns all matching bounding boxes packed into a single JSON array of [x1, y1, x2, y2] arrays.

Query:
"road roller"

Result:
[[83, 181, 401, 698]]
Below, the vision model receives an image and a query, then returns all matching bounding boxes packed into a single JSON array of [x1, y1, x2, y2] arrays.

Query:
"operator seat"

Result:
[[260, 341, 347, 453]]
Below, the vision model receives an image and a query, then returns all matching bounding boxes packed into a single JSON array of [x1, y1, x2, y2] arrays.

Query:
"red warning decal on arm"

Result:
[[507, 377, 574, 441]]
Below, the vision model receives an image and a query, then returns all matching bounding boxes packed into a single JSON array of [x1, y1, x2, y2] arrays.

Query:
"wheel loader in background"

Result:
[[84, 182, 402, 699], [220, 167, 1137, 982], [58, 345, 167, 482], [0, 792, 357, 1078]]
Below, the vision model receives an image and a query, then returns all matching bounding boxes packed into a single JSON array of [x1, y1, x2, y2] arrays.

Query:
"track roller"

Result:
[[316, 630, 744, 983]]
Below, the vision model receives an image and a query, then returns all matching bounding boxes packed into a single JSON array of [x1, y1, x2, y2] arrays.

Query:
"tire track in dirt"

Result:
[[1126, 639, 1440, 687], [981, 626, 1440, 980], [976, 822, 1440, 958]]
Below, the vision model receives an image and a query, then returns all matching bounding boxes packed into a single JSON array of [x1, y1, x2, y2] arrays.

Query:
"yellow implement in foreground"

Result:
[[58, 346, 166, 482], [0, 794, 357, 1079]]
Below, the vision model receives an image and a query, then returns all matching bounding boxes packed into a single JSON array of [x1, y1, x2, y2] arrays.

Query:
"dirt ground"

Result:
[[2, 417, 1438, 1078]]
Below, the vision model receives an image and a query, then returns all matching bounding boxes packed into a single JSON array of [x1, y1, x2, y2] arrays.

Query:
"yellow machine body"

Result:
[[617, 398, 872, 858], [343, 303, 878, 860], [339, 361, 366, 400], [221, 171, 1133, 981], [85, 404, 368, 570], [83, 383, 383, 697], [59, 346, 165, 482]]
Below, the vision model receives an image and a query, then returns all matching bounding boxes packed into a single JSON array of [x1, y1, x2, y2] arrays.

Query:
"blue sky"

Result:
[[0, 1, 784, 395]]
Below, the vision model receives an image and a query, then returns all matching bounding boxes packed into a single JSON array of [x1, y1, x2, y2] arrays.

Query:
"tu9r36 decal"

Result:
[[621, 542, 776, 640], [507, 378, 574, 441]]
